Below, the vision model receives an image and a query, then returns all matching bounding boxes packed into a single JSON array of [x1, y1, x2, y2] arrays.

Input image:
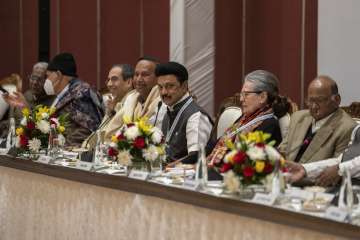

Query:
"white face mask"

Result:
[[43, 79, 55, 95]]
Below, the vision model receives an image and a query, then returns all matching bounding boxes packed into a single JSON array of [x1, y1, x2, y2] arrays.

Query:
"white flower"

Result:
[[28, 138, 41, 152], [265, 145, 281, 161], [117, 150, 132, 166], [151, 128, 163, 144], [224, 171, 240, 193], [36, 120, 50, 134], [246, 146, 266, 161], [109, 142, 117, 148], [124, 126, 140, 140], [20, 117, 27, 126], [41, 112, 49, 119], [224, 150, 238, 163], [142, 145, 159, 162], [57, 134, 66, 146]]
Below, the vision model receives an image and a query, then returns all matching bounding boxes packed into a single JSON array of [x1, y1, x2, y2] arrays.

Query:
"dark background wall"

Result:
[[0, 0, 169, 90], [215, 0, 317, 110], [1, 0, 317, 111]]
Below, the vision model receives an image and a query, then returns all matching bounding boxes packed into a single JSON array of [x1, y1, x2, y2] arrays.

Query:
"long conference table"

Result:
[[0, 154, 359, 240]]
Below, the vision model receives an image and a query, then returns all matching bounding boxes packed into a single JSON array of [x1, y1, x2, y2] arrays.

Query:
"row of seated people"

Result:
[[0, 52, 359, 189]]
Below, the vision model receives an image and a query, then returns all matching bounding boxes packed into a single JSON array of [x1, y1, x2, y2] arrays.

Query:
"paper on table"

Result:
[[97, 168, 126, 175], [164, 168, 195, 177]]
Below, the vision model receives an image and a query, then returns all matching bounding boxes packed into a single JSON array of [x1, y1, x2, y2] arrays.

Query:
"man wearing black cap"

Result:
[[5, 52, 104, 146], [45, 52, 104, 145], [156, 61, 213, 164]]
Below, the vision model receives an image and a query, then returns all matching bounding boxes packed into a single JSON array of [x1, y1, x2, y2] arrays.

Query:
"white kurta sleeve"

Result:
[[186, 112, 212, 152], [339, 156, 360, 178], [303, 155, 342, 180]]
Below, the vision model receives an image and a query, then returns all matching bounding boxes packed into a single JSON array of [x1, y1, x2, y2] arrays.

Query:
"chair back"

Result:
[[216, 106, 242, 137]]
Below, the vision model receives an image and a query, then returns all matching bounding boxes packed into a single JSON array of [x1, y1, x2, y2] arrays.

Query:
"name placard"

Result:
[[75, 161, 93, 171], [92, 163, 107, 171], [325, 206, 348, 222], [285, 188, 313, 200], [252, 193, 277, 206], [128, 170, 149, 180], [37, 155, 53, 164], [182, 180, 199, 191]]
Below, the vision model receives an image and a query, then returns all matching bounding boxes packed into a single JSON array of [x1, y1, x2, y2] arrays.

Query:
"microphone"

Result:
[[283, 135, 314, 158], [154, 101, 162, 126]]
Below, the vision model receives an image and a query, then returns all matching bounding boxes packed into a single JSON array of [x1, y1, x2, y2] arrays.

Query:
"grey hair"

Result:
[[244, 70, 279, 103], [33, 62, 48, 70], [111, 64, 134, 80]]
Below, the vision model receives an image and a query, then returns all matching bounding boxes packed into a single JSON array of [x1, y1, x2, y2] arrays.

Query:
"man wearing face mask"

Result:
[[279, 75, 356, 164], [5, 53, 104, 146], [45, 52, 104, 146], [156, 61, 213, 164]]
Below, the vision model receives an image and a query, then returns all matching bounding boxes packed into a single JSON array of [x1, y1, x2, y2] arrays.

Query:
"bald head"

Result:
[[307, 75, 340, 121], [310, 75, 338, 95]]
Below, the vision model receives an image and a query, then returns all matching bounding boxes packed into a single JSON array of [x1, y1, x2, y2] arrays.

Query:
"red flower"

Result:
[[281, 167, 289, 173], [233, 151, 246, 164], [243, 166, 255, 178], [255, 143, 265, 148], [27, 121, 35, 130], [133, 137, 146, 149], [108, 147, 118, 157], [264, 163, 273, 174], [19, 135, 28, 147], [117, 133, 125, 141], [220, 163, 232, 173]]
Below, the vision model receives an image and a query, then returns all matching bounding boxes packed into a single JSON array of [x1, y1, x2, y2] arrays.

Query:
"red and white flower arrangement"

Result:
[[212, 131, 286, 193], [15, 105, 67, 152], [107, 116, 165, 167]]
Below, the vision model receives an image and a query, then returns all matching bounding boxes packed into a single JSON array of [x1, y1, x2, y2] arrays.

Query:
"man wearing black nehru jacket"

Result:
[[156, 61, 213, 164]]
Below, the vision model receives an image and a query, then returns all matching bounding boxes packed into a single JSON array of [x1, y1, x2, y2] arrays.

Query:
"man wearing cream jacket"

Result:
[[103, 56, 161, 141]]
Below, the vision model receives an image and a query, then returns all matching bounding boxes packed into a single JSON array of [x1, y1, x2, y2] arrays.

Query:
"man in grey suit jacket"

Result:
[[279, 75, 356, 164]]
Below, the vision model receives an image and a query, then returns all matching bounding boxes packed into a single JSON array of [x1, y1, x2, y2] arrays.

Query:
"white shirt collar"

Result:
[[168, 92, 190, 112], [311, 111, 336, 133]]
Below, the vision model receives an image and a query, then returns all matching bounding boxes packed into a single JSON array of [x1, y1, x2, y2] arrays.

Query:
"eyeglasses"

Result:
[[240, 91, 262, 98]]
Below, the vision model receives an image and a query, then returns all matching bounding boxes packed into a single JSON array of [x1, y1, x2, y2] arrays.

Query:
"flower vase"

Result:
[[131, 159, 151, 172], [150, 158, 162, 176], [29, 150, 40, 161], [236, 184, 256, 199]]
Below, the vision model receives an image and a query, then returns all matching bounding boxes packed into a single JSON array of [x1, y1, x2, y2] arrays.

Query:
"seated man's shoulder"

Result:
[[70, 80, 92, 97], [291, 109, 310, 120], [338, 108, 356, 123]]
